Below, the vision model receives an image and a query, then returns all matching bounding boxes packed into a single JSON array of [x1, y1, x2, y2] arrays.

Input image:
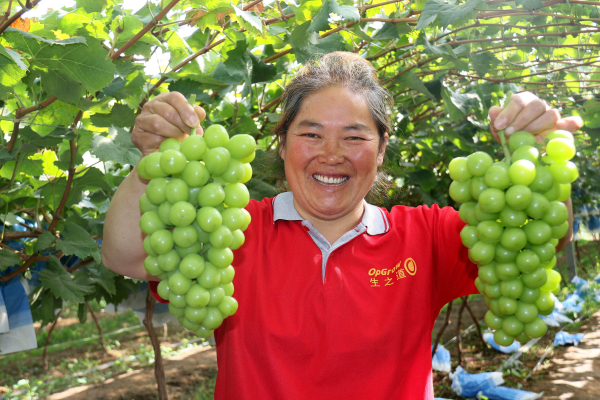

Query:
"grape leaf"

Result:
[[3, 27, 87, 47], [398, 71, 437, 101], [31, 289, 62, 326], [0, 46, 27, 70], [0, 249, 21, 272], [416, 0, 483, 30], [87, 261, 117, 295], [0, 50, 27, 96], [39, 256, 94, 304], [310, 0, 360, 32], [76, 0, 108, 13], [33, 231, 57, 254], [470, 52, 500, 78], [515, 0, 543, 9], [89, 103, 136, 128], [90, 126, 142, 166], [55, 221, 101, 263], [234, 5, 263, 35]]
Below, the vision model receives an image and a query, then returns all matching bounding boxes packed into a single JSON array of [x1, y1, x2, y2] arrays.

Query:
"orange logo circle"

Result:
[[404, 258, 417, 275]]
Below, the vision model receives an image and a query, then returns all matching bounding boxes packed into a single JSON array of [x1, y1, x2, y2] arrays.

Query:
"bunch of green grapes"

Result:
[[449, 129, 577, 346], [136, 102, 256, 338]]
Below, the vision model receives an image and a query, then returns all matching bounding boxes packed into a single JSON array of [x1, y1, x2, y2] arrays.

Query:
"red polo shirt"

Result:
[[154, 193, 478, 399]]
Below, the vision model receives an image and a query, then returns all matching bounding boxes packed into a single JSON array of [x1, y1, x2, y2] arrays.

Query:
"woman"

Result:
[[102, 52, 581, 399]]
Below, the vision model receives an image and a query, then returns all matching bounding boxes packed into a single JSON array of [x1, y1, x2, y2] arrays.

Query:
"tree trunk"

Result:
[[143, 289, 168, 400], [87, 302, 109, 354], [42, 309, 62, 370], [455, 297, 468, 367], [432, 300, 453, 357]]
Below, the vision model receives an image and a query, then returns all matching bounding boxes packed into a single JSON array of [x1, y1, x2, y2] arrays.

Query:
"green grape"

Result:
[[157, 202, 172, 225], [484, 162, 511, 190], [546, 138, 575, 162], [475, 277, 486, 295], [460, 225, 478, 248], [485, 310, 504, 330], [509, 131, 536, 153], [557, 184, 571, 202], [182, 161, 210, 188], [241, 163, 253, 183], [467, 151, 493, 177], [515, 250, 540, 273], [550, 221, 569, 239], [505, 185, 532, 211], [515, 332, 530, 343], [478, 263, 499, 284], [502, 315, 524, 337], [218, 296, 239, 317], [160, 149, 187, 175], [185, 306, 207, 324], [157, 280, 170, 299], [175, 241, 203, 258], [540, 269, 561, 292], [139, 194, 158, 213], [523, 220, 552, 245], [220, 265, 236, 285], [197, 206, 223, 232], [534, 290, 555, 313], [521, 267, 547, 289], [549, 161, 578, 184], [524, 317, 547, 338], [207, 285, 225, 307], [477, 220, 503, 244], [498, 296, 518, 315], [192, 221, 211, 243], [143, 235, 158, 257], [469, 241, 495, 265], [449, 180, 473, 203], [495, 243, 518, 263], [168, 272, 193, 295], [181, 135, 208, 161], [209, 225, 233, 249], [500, 278, 523, 299], [448, 157, 472, 181], [484, 282, 501, 298], [546, 129, 574, 142], [145, 152, 168, 178], [208, 246, 234, 268], [525, 192, 549, 220], [239, 152, 255, 164], [529, 165, 554, 193], [195, 326, 214, 339], [179, 254, 205, 279], [240, 209, 251, 231], [515, 302, 538, 324], [137, 156, 151, 180], [500, 227, 527, 252], [159, 138, 181, 152], [173, 225, 199, 248], [157, 249, 180, 272], [230, 229, 245, 250], [541, 256, 557, 270], [169, 201, 197, 227], [542, 201, 568, 226], [169, 303, 186, 317], [204, 124, 229, 148], [140, 210, 165, 235], [186, 284, 210, 308], [518, 287, 540, 304], [227, 134, 257, 160], [495, 262, 520, 281], [146, 177, 169, 205], [488, 298, 503, 317], [182, 318, 202, 332], [511, 145, 540, 165], [528, 242, 556, 263], [166, 179, 190, 204], [221, 159, 246, 184], [198, 183, 226, 207], [150, 229, 174, 255], [144, 256, 162, 276], [204, 147, 231, 176], [198, 262, 221, 289], [499, 206, 527, 228], [459, 202, 477, 224], [189, 187, 201, 207], [169, 293, 188, 309], [478, 188, 505, 213], [224, 183, 250, 208], [470, 177, 489, 200], [202, 307, 224, 330], [542, 182, 561, 202], [509, 159, 536, 186]]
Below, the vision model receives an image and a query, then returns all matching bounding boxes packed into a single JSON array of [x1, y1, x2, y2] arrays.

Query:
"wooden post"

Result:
[[144, 290, 169, 400], [565, 241, 578, 282]]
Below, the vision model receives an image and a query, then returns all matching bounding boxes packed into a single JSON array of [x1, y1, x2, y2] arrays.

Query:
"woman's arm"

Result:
[[102, 92, 205, 279]]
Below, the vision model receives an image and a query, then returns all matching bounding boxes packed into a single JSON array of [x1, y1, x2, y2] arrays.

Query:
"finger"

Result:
[[556, 116, 583, 133], [520, 108, 561, 136], [145, 100, 191, 134], [488, 106, 503, 142], [131, 127, 166, 156], [503, 99, 550, 136], [158, 92, 200, 128], [134, 113, 186, 151], [493, 92, 538, 131]]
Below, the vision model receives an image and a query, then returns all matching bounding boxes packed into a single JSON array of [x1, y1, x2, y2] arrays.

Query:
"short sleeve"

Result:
[[148, 280, 169, 304], [430, 206, 478, 312]]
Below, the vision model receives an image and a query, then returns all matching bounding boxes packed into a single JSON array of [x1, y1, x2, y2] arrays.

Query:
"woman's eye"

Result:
[[347, 136, 365, 141], [302, 133, 319, 138]]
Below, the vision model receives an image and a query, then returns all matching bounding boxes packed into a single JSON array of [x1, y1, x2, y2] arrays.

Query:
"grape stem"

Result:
[[189, 94, 197, 135], [499, 91, 513, 164]]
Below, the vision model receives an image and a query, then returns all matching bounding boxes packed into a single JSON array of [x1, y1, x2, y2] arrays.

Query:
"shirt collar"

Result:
[[272, 192, 389, 235]]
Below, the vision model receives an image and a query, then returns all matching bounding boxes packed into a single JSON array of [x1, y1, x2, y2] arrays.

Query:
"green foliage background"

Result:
[[0, 0, 598, 328]]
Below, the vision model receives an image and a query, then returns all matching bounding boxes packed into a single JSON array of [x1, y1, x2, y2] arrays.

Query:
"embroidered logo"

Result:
[[368, 258, 416, 287], [404, 258, 417, 276]]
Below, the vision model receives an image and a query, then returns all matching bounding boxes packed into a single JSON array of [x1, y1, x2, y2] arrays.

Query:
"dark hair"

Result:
[[270, 51, 394, 203]]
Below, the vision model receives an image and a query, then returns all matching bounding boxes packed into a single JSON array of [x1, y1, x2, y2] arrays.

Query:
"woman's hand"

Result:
[[488, 91, 583, 143], [132, 91, 206, 156]]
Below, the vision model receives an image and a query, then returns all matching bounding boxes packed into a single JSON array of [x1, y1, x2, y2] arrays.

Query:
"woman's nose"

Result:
[[318, 138, 344, 165]]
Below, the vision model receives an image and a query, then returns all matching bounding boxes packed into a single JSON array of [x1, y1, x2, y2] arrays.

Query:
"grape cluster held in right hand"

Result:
[[448, 130, 577, 346]]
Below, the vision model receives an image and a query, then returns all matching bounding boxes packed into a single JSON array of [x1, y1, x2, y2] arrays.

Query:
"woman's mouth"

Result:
[[312, 174, 349, 186]]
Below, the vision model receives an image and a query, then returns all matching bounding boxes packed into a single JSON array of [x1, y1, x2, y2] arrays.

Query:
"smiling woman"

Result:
[[102, 51, 578, 400]]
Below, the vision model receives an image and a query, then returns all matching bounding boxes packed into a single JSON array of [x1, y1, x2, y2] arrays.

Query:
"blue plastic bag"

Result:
[[483, 332, 520, 353], [432, 344, 451, 372], [478, 386, 543, 400], [571, 276, 590, 296], [561, 294, 584, 313], [450, 366, 504, 397], [0, 277, 37, 354], [554, 331, 585, 346]]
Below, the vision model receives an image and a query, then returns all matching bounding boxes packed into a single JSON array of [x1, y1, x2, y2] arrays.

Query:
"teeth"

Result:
[[313, 174, 348, 185]]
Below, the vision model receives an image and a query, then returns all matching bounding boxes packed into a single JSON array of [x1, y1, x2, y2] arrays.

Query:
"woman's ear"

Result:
[[377, 133, 388, 166], [279, 136, 286, 161]]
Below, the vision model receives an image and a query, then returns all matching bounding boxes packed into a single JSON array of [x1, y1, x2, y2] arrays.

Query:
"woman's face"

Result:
[[280, 86, 387, 222]]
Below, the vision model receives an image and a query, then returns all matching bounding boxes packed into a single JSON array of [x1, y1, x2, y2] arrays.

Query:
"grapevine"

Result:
[[138, 95, 256, 338]]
